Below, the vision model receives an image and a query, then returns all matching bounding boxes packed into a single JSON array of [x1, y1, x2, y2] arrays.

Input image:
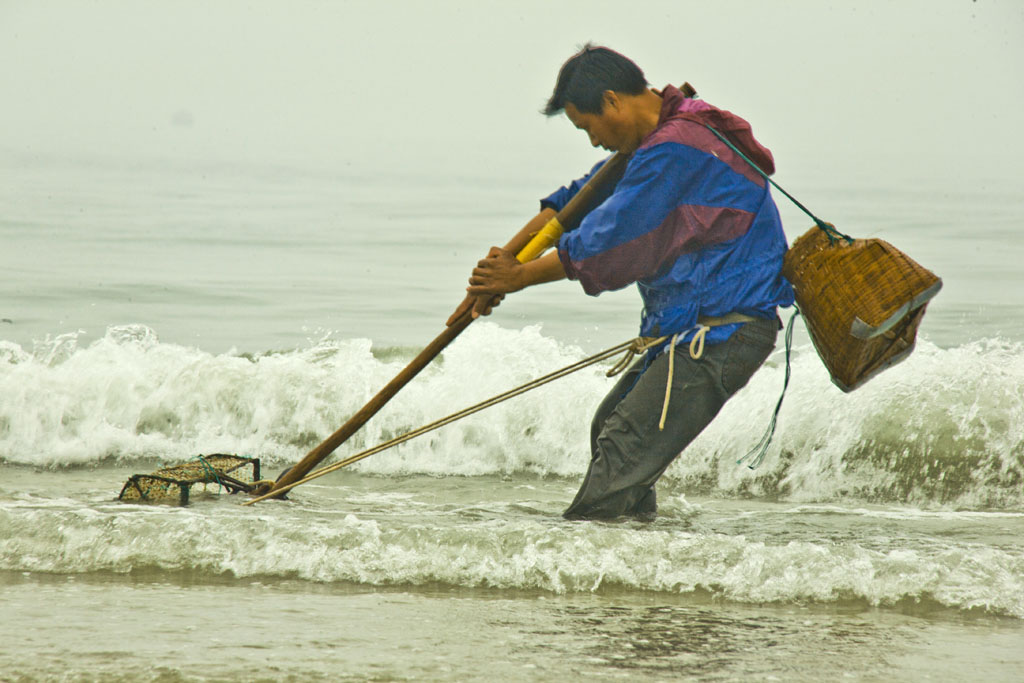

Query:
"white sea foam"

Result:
[[676, 336, 1024, 508], [2, 324, 1022, 508], [2, 498, 1021, 619]]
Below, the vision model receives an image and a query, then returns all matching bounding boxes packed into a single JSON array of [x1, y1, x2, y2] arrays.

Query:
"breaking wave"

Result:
[[1, 322, 1022, 509], [1, 493, 1021, 619]]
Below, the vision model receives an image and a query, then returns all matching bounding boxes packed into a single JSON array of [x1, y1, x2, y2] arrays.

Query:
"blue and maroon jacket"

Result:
[[543, 85, 794, 345]]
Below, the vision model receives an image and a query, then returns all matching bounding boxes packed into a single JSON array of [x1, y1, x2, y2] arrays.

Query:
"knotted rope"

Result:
[[605, 325, 712, 432]]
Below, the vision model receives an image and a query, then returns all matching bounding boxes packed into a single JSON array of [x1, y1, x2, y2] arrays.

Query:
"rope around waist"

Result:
[[608, 312, 760, 375], [607, 311, 761, 431]]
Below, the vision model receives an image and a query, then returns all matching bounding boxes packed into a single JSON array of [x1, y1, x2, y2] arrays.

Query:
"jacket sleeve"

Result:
[[557, 139, 764, 296], [556, 142, 701, 294], [538, 158, 608, 214]]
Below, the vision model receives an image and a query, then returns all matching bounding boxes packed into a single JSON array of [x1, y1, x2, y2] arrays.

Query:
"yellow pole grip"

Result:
[[515, 216, 564, 263]]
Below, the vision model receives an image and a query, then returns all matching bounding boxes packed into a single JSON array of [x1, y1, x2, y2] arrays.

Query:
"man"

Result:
[[449, 45, 793, 520]]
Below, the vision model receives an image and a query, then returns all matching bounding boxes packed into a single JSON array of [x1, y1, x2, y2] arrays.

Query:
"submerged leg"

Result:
[[564, 320, 777, 520]]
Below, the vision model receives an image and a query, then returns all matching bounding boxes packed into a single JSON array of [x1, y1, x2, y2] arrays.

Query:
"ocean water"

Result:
[[1, 153, 1023, 681]]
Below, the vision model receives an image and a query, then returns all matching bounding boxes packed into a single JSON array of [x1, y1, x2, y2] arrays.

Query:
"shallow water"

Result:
[[3, 467, 1024, 681], [5, 574, 1024, 682], [2, 155, 1023, 680]]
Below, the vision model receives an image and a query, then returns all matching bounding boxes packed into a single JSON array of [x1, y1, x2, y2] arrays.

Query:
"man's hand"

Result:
[[444, 248, 520, 325], [445, 245, 566, 327], [468, 247, 525, 296], [445, 247, 520, 326]]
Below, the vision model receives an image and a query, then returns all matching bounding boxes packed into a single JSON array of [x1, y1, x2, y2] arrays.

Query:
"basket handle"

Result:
[[702, 125, 854, 246]]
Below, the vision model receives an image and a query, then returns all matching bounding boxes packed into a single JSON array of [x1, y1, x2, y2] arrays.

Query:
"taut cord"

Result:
[[245, 336, 645, 505]]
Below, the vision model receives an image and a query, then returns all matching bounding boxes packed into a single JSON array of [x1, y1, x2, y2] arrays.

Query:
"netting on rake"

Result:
[[118, 454, 262, 505]]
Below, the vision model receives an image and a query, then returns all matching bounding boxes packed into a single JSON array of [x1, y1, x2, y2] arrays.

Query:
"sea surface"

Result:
[[1, 152, 1023, 681]]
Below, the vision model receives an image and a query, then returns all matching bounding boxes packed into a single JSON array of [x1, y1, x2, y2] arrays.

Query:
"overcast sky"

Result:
[[2, 0, 1021, 190]]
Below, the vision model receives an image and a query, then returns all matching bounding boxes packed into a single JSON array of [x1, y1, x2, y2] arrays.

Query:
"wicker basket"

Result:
[[782, 226, 942, 392]]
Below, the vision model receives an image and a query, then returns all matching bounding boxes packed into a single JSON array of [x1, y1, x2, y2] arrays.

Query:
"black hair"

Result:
[[544, 43, 648, 117]]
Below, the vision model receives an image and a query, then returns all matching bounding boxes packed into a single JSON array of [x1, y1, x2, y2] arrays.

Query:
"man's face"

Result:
[[564, 97, 632, 153]]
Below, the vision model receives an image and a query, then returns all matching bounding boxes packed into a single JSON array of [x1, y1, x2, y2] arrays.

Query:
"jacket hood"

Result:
[[657, 84, 776, 176]]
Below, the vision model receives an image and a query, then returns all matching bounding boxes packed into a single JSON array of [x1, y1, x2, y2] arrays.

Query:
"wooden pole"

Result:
[[261, 152, 630, 498]]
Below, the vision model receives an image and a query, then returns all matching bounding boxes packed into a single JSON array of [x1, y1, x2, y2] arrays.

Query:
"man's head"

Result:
[[544, 44, 647, 117], [545, 44, 659, 154]]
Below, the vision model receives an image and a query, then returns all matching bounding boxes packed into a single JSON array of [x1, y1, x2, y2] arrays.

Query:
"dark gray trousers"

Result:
[[563, 318, 778, 520]]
